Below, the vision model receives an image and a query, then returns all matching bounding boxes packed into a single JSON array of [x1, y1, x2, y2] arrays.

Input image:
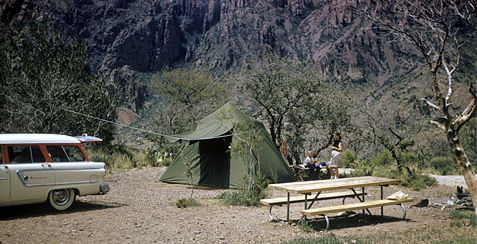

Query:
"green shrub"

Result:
[[87, 145, 134, 171], [369, 151, 394, 167], [429, 157, 458, 175], [436, 237, 477, 244], [280, 234, 346, 244], [297, 218, 314, 232], [400, 169, 437, 191], [349, 153, 437, 190], [220, 191, 253, 206], [450, 210, 467, 220], [220, 186, 268, 206], [347, 157, 376, 177], [399, 152, 425, 169], [175, 198, 200, 208], [220, 174, 269, 206], [340, 150, 359, 168], [86, 144, 175, 171], [144, 147, 174, 167], [450, 210, 477, 228]]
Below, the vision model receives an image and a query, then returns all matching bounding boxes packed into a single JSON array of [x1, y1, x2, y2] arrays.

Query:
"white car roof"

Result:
[[0, 134, 81, 144]]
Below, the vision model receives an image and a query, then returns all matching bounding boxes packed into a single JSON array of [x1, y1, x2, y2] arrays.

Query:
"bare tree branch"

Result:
[[455, 82, 477, 130], [420, 98, 441, 110], [430, 120, 446, 130]]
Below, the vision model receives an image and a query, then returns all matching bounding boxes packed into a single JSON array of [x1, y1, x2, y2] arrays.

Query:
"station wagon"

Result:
[[0, 134, 110, 210]]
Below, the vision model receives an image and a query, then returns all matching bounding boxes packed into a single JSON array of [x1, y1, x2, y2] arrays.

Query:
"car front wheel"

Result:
[[48, 189, 76, 210]]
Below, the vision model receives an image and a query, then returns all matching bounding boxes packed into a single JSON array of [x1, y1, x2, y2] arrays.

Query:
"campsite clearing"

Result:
[[0, 167, 475, 243]]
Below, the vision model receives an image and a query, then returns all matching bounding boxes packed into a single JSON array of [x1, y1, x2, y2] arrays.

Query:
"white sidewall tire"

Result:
[[49, 189, 76, 211]]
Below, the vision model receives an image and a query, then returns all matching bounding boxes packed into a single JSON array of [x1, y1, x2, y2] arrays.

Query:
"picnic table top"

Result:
[[268, 176, 401, 194]]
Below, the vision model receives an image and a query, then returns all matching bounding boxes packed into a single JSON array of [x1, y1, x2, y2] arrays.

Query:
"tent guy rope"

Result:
[[61, 108, 243, 141]]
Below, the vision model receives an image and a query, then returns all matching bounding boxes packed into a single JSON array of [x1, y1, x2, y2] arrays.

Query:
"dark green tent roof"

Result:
[[167, 102, 253, 142], [160, 102, 296, 189]]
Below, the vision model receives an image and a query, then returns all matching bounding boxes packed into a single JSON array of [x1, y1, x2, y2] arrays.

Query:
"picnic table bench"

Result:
[[300, 198, 414, 230], [260, 191, 367, 221]]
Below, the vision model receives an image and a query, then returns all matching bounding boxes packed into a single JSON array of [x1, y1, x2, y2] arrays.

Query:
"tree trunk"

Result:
[[447, 131, 477, 214]]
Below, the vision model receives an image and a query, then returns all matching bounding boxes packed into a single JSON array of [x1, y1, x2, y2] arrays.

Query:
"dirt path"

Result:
[[0, 168, 475, 243], [430, 174, 466, 188]]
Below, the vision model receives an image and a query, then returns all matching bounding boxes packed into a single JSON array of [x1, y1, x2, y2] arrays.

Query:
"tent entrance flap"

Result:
[[198, 136, 231, 188]]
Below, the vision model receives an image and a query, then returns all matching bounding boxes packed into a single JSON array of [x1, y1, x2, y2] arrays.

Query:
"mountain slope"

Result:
[[1, 0, 419, 109]]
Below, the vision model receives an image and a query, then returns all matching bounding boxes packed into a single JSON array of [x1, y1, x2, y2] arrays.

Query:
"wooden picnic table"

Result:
[[267, 176, 402, 223]]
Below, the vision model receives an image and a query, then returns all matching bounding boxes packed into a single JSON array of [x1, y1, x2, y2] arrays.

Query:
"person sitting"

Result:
[[303, 151, 319, 180]]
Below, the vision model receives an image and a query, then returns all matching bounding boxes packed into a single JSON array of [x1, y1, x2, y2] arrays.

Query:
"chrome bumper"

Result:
[[100, 183, 110, 194]]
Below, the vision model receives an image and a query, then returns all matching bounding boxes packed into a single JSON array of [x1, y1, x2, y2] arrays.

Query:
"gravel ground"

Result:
[[0, 167, 475, 244], [429, 174, 467, 188]]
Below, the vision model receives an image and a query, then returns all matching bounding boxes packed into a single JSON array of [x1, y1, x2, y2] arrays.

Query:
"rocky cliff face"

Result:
[[1, 0, 415, 110]]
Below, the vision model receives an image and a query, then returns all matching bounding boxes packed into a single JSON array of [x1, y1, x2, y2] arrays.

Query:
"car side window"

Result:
[[46, 146, 69, 162], [9, 146, 30, 163], [63, 146, 85, 162], [9, 146, 46, 163]]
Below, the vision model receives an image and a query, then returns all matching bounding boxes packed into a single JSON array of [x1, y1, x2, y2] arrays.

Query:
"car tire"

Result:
[[48, 189, 76, 211]]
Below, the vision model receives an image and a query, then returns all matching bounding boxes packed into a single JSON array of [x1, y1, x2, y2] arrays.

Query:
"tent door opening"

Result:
[[198, 135, 232, 188]]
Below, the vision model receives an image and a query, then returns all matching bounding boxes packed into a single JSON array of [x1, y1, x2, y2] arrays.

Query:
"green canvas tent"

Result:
[[159, 102, 296, 189]]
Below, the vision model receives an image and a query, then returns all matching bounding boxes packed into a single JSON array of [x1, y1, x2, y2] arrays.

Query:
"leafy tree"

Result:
[[364, 103, 425, 174], [149, 67, 226, 139], [367, 0, 477, 214], [231, 119, 265, 192], [241, 54, 350, 163], [308, 89, 353, 158], [0, 20, 118, 140]]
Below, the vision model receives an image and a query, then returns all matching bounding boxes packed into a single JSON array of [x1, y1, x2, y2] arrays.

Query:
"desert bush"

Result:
[[348, 152, 437, 190], [175, 198, 200, 208], [340, 150, 360, 168], [399, 152, 425, 169], [144, 147, 174, 167], [369, 151, 394, 167], [280, 234, 348, 244], [399, 167, 437, 191], [86, 144, 165, 171], [429, 157, 458, 175], [219, 191, 252, 206], [450, 210, 477, 228], [297, 219, 314, 233], [220, 174, 269, 206]]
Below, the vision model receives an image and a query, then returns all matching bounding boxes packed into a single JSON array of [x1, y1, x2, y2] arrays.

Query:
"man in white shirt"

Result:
[[303, 151, 318, 180]]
